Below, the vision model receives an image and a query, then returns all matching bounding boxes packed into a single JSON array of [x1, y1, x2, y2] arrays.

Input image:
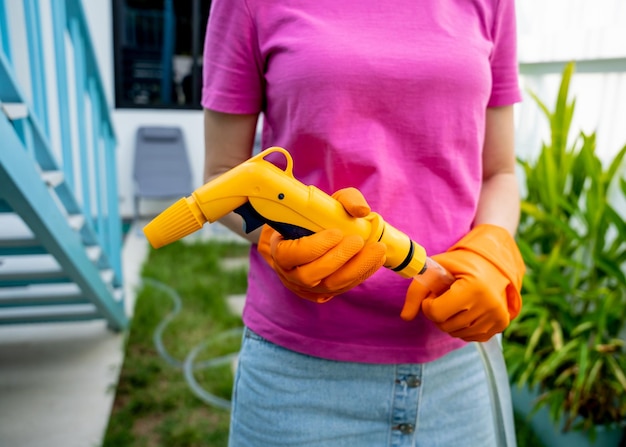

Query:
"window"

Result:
[[112, 0, 211, 109]]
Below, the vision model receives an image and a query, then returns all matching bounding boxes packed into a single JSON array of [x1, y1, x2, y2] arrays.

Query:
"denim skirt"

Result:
[[228, 328, 497, 447]]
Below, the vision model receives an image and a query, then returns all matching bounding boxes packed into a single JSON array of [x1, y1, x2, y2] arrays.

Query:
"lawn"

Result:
[[103, 238, 544, 447], [103, 239, 249, 447]]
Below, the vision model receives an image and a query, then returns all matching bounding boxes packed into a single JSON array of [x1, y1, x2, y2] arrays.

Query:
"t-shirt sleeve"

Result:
[[488, 0, 522, 107], [201, 0, 263, 114]]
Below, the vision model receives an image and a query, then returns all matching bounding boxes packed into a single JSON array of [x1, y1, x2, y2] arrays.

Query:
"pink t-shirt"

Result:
[[202, 0, 521, 363]]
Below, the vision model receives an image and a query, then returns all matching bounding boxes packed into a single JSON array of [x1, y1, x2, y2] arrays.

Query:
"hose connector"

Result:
[[143, 197, 207, 248]]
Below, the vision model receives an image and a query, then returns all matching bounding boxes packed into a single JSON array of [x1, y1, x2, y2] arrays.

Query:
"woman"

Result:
[[202, 1, 525, 445]]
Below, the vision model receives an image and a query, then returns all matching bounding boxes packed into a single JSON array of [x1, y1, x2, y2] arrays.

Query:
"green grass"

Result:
[[103, 238, 545, 447], [103, 239, 250, 447]]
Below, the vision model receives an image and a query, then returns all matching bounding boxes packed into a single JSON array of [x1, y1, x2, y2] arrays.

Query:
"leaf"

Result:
[[519, 202, 580, 241], [504, 344, 532, 384], [583, 359, 604, 395], [604, 205, 626, 254], [554, 365, 577, 386], [571, 321, 595, 337], [525, 316, 547, 361], [604, 142, 626, 186], [520, 360, 540, 388], [569, 141, 590, 201], [551, 62, 576, 155], [606, 356, 626, 390], [535, 339, 579, 382], [573, 342, 589, 393], [550, 319, 564, 351], [527, 90, 552, 124], [596, 254, 626, 287]]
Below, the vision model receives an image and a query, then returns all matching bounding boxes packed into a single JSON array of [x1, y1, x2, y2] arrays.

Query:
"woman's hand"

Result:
[[401, 224, 525, 342], [257, 188, 387, 303]]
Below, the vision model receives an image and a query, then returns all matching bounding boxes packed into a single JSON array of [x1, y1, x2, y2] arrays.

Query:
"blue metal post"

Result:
[[69, 18, 93, 229], [23, 0, 50, 137], [90, 100, 106, 252], [88, 77, 104, 245], [50, 0, 75, 191], [13, 118, 35, 159], [0, 0, 12, 63], [89, 77, 121, 285], [104, 126, 123, 284]]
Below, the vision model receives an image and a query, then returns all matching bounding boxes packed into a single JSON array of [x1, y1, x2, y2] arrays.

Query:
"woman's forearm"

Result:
[[474, 106, 521, 236], [473, 171, 520, 236], [203, 109, 261, 243]]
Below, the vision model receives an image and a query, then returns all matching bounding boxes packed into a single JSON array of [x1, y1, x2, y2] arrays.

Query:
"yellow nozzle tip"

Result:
[[143, 197, 205, 248]]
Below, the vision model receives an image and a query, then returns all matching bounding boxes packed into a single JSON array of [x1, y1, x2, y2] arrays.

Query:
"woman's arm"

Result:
[[473, 105, 520, 235], [203, 108, 261, 243]]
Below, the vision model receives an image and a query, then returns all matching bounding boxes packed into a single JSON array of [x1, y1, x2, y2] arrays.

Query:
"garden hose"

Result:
[[142, 278, 242, 411], [476, 337, 517, 447]]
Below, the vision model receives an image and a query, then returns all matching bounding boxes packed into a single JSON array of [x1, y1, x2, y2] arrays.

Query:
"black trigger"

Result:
[[234, 202, 266, 233], [233, 202, 314, 239]]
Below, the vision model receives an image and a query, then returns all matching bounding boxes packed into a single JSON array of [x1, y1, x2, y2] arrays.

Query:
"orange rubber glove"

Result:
[[257, 187, 387, 303], [401, 224, 525, 342]]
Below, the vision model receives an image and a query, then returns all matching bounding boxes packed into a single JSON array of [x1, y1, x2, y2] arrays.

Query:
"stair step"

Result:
[[0, 212, 98, 257], [100, 269, 114, 285], [113, 288, 124, 302], [68, 215, 85, 231], [86, 245, 102, 262], [0, 254, 68, 284], [41, 170, 65, 188], [0, 102, 28, 120], [0, 253, 117, 288], [0, 283, 88, 307], [0, 214, 39, 247], [0, 303, 100, 325]]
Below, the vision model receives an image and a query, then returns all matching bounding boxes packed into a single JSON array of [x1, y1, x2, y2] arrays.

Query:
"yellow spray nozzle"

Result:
[[143, 196, 207, 248]]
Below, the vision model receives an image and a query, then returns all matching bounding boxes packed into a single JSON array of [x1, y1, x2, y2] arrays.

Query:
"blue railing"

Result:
[[0, 0, 127, 330]]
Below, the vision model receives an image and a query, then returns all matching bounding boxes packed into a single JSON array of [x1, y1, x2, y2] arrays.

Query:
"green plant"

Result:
[[504, 62, 626, 434]]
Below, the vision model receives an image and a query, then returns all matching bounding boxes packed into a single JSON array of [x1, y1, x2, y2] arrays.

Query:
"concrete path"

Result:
[[0, 222, 148, 447]]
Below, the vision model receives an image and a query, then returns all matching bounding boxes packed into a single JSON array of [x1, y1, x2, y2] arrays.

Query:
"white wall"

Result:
[[515, 0, 626, 163], [79, 0, 626, 218], [517, 0, 626, 62]]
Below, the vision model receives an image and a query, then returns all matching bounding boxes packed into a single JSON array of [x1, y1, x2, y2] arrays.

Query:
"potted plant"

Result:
[[503, 62, 626, 446]]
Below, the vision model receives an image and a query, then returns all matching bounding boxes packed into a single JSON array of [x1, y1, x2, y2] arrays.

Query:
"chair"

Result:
[[132, 126, 193, 221]]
